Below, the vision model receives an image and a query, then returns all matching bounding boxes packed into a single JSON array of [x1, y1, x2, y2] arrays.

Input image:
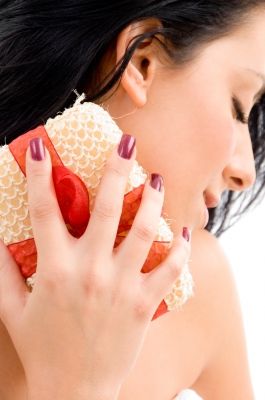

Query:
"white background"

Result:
[[219, 201, 265, 399]]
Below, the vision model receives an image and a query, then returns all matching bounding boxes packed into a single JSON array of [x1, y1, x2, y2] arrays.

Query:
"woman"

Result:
[[0, 1, 265, 399]]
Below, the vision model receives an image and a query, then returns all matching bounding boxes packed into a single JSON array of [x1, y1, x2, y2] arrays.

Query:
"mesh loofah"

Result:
[[46, 99, 149, 212], [0, 145, 33, 244], [0, 93, 194, 320]]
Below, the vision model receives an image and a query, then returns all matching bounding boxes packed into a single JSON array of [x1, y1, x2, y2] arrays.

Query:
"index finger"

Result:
[[25, 139, 70, 261]]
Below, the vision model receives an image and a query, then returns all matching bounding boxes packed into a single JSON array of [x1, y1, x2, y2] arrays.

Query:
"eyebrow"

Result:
[[245, 68, 265, 102]]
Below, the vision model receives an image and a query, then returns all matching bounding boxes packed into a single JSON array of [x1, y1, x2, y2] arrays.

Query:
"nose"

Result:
[[222, 127, 257, 192]]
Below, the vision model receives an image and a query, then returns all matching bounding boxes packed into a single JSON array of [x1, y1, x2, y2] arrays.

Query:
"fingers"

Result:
[[114, 174, 164, 274], [0, 240, 28, 332], [143, 233, 191, 306], [25, 139, 70, 261], [83, 134, 136, 256]]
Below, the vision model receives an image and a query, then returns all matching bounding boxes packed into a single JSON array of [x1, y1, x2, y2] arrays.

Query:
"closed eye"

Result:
[[232, 97, 249, 125]]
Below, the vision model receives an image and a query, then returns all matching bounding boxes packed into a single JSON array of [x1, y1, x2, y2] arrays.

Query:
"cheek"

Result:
[[195, 116, 236, 173], [154, 89, 236, 182], [163, 111, 236, 184], [147, 109, 236, 188], [158, 110, 237, 202]]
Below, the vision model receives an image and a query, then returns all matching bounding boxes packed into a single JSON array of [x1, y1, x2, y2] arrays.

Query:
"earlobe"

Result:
[[116, 23, 157, 108]]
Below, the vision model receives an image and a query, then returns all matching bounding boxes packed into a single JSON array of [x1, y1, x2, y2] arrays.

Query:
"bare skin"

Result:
[[118, 229, 254, 399], [0, 8, 264, 400], [0, 229, 253, 400]]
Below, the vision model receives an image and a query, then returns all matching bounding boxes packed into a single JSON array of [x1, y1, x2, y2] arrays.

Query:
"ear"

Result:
[[116, 21, 160, 108]]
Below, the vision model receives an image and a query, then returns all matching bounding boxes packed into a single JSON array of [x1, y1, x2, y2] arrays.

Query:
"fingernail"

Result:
[[182, 227, 190, 242], [118, 134, 136, 160], [150, 173, 164, 192], [30, 138, 46, 161]]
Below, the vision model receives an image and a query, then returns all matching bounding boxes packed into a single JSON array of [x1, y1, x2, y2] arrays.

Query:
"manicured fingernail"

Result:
[[30, 138, 46, 161], [182, 227, 190, 242], [150, 173, 164, 192], [118, 134, 136, 160]]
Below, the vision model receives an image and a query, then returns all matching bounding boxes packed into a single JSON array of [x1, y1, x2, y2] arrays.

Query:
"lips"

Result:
[[204, 192, 221, 208], [201, 191, 221, 229]]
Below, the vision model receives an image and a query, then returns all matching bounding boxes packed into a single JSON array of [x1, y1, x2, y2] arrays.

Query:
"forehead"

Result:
[[193, 10, 265, 79], [230, 9, 265, 70]]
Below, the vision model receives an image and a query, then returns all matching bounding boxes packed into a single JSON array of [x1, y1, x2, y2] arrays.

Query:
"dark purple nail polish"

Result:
[[118, 134, 136, 160], [182, 227, 190, 242], [30, 138, 46, 161], [150, 173, 164, 192]]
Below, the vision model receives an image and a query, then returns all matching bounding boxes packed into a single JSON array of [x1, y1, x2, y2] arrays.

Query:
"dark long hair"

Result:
[[1, 0, 265, 237]]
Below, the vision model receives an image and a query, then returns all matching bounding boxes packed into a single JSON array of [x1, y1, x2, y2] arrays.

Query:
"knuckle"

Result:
[[30, 199, 57, 221], [28, 159, 45, 174], [167, 258, 182, 280], [133, 297, 151, 321], [146, 192, 162, 207], [30, 167, 47, 178], [82, 271, 110, 297], [93, 198, 118, 221], [132, 223, 155, 243], [39, 266, 70, 293], [28, 168, 50, 187], [105, 162, 127, 182]]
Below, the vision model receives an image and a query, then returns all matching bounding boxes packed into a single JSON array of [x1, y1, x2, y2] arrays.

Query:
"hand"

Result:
[[0, 135, 190, 400]]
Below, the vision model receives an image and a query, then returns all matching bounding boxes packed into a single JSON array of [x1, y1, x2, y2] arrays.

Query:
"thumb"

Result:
[[0, 239, 28, 333]]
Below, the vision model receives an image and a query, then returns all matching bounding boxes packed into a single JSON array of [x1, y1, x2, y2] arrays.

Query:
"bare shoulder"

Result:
[[187, 229, 254, 399], [120, 229, 254, 399]]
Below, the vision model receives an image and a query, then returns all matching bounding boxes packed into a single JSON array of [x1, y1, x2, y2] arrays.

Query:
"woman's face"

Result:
[[104, 11, 265, 235]]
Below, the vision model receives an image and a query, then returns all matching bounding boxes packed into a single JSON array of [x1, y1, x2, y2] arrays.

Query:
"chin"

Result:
[[189, 204, 209, 232]]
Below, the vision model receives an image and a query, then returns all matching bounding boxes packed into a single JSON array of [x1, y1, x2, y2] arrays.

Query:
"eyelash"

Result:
[[232, 97, 249, 125]]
